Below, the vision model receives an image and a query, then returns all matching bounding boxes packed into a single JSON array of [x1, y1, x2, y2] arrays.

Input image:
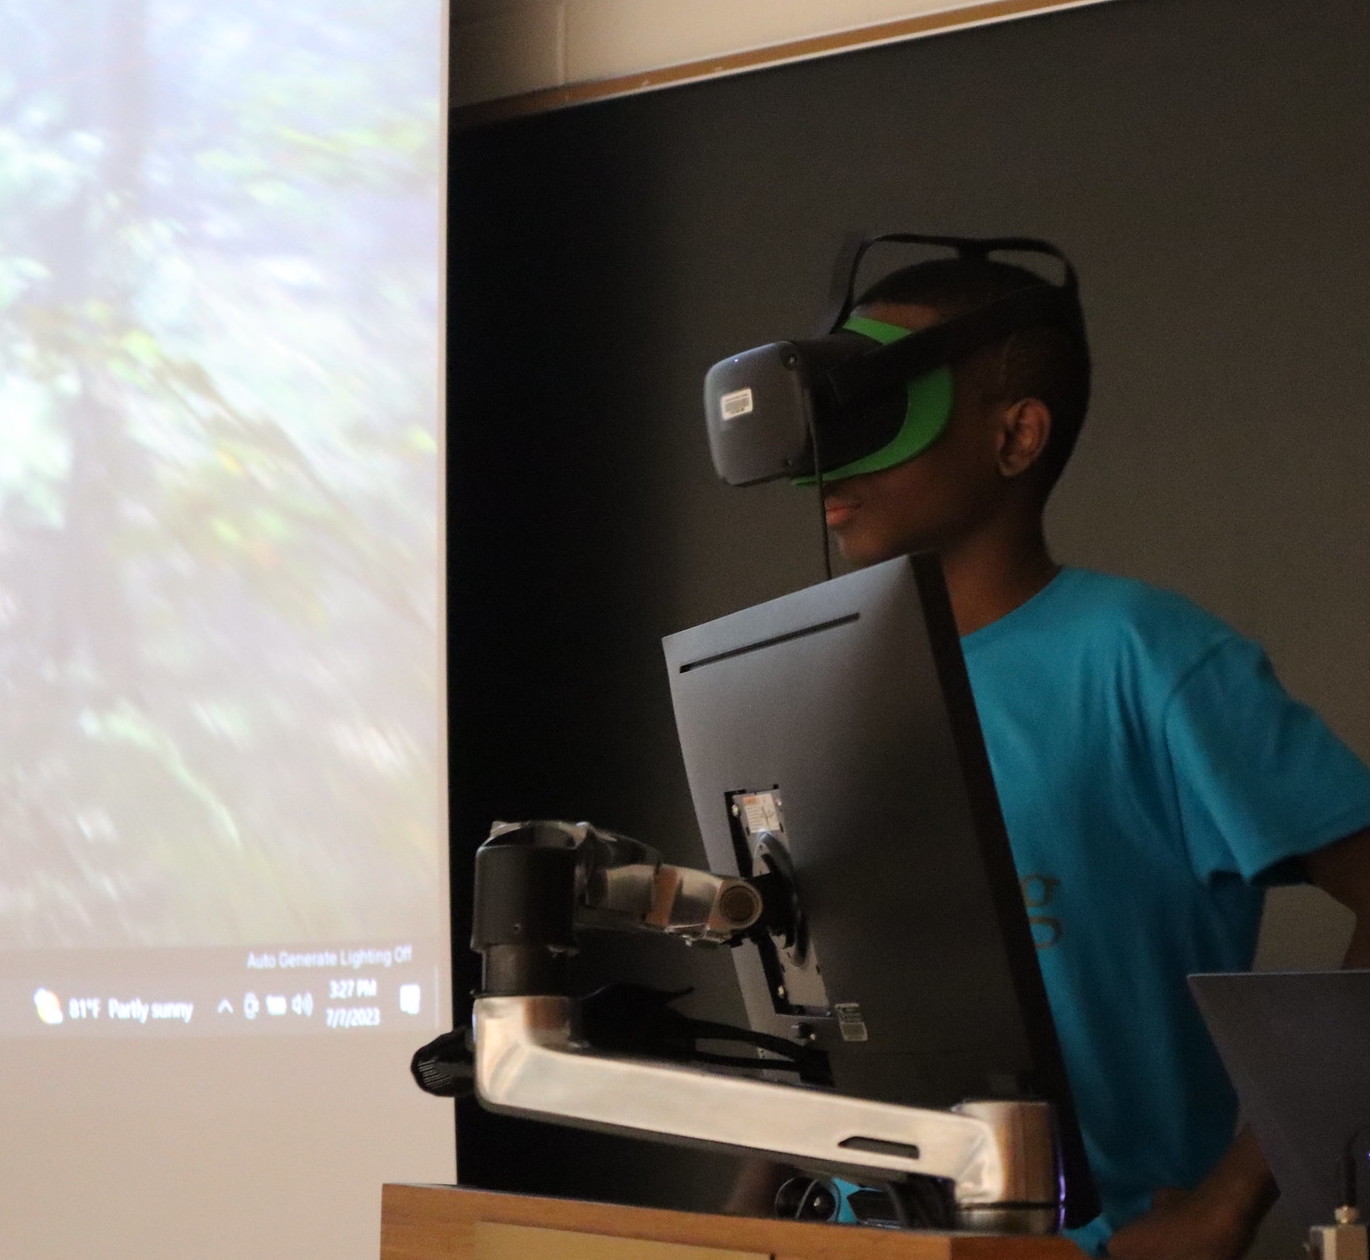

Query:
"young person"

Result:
[[816, 256, 1370, 1259]]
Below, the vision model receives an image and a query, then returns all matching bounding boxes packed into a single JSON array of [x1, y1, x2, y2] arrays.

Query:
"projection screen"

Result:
[[0, 3, 452, 1257]]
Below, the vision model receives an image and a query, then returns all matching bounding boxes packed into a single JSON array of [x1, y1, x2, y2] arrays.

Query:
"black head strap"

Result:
[[816, 232, 1082, 410], [814, 228, 870, 338]]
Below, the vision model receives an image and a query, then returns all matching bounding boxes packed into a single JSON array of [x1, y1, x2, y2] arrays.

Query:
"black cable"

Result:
[[885, 1178, 955, 1231], [686, 1017, 815, 1064], [805, 406, 832, 582], [796, 1178, 837, 1221], [886, 1183, 917, 1229], [688, 1049, 800, 1073], [1340, 1122, 1370, 1210], [578, 983, 830, 1080], [775, 1177, 838, 1221]]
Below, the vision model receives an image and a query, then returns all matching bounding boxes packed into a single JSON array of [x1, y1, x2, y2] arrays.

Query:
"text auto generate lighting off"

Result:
[[14, 940, 441, 1038]]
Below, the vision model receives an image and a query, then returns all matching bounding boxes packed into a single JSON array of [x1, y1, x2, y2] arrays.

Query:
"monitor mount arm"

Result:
[[466, 819, 1063, 1233]]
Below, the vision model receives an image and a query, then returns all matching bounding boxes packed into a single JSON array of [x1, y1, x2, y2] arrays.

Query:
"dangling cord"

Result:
[[886, 1179, 955, 1231], [805, 411, 833, 582], [1340, 1122, 1370, 1216]]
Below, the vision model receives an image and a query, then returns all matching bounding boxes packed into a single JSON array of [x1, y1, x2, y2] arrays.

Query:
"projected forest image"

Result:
[[0, 2, 445, 947]]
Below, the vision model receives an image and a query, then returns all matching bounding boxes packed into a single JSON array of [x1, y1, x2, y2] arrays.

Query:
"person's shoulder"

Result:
[[1054, 567, 1241, 663]]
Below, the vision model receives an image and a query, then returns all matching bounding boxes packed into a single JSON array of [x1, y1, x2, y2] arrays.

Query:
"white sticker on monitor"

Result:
[[720, 387, 755, 421], [739, 791, 782, 836]]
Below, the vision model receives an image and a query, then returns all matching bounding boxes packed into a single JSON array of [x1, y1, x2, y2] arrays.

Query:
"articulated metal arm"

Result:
[[472, 820, 764, 996], [561, 820, 765, 944], [474, 993, 1059, 1233], [465, 820, 1062, 1234]]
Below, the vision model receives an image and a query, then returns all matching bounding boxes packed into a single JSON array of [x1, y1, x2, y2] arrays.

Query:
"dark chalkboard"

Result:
[[448, 0, 1370, 1216]]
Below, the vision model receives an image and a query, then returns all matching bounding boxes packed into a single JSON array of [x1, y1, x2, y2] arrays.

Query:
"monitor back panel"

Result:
[[664, 555, 1050, 1108]]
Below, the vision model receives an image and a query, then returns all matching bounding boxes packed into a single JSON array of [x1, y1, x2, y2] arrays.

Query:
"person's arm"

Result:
[[1103, 1127, 1276, 1260], [1108, 826, 1370, 1260], [1304, 826, 1370, 969]]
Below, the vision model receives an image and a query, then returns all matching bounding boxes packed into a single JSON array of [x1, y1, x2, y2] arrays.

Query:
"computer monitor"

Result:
[[662, 553, 1097, 1226]]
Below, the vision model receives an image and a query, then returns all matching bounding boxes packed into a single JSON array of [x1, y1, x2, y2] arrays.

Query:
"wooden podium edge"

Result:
[[380, 1184, 1087, 1260]]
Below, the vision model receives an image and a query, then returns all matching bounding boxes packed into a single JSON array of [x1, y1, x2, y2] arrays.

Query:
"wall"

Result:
[[449, 0, 1108, 108], [448, 0, 1369, 1247]]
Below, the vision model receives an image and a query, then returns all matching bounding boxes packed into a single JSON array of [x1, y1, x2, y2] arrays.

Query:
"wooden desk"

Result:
[[380, 1184, 1086, 1260]]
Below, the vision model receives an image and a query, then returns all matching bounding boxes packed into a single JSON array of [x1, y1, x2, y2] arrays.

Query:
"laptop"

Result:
[[1189, 970, 1370, 1232]]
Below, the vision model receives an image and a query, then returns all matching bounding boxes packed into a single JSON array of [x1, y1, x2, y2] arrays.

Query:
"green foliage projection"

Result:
[[0, 0, 445, 948]]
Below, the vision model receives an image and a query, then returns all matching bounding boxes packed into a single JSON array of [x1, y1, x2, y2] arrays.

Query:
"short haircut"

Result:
[[856, 256, 1091, 491]]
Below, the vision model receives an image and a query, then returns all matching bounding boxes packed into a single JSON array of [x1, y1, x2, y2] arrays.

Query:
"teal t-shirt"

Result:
[[959, 568, 1370, 1252]]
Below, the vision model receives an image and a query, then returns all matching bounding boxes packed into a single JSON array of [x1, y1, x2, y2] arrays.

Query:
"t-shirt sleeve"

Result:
[[1162, 636, 1370, 885]]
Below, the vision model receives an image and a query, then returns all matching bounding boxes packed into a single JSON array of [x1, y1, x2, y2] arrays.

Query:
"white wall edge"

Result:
[[452, 0, 1118, 117]]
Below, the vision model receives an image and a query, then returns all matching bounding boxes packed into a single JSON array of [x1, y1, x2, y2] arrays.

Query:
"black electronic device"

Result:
[[702, 232, 1083, 487], [662, 552, 1097, 1227]]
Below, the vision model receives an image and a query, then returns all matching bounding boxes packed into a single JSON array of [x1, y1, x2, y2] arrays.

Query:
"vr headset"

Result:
[[703, 232, 1083, 487]]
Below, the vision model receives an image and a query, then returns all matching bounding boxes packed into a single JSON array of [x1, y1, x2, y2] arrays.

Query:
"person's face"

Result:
[[821, 302, 1013, 568]]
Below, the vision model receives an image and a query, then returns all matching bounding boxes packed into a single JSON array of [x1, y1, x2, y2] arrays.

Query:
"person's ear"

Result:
[[996, 397, 1052, 479]]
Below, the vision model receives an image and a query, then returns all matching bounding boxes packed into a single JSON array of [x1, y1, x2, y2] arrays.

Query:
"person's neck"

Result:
[[939, 519, 1059, 637]]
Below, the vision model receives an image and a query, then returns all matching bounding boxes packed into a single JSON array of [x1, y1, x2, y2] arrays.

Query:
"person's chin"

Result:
[[834, 531, 902, 570]]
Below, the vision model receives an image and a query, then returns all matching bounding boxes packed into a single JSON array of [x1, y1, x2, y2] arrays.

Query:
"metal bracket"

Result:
[[474, 994, 1060, 1232]]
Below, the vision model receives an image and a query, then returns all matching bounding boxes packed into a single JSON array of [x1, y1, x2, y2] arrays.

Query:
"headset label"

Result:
[[720, 387, 755, 422]]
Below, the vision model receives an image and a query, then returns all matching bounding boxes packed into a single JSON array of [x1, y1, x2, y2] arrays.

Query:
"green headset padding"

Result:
[[793, 315, 954, 485]]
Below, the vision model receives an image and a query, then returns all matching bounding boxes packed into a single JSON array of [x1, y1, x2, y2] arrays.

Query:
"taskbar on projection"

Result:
[[0, 939, 446, 1038]]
